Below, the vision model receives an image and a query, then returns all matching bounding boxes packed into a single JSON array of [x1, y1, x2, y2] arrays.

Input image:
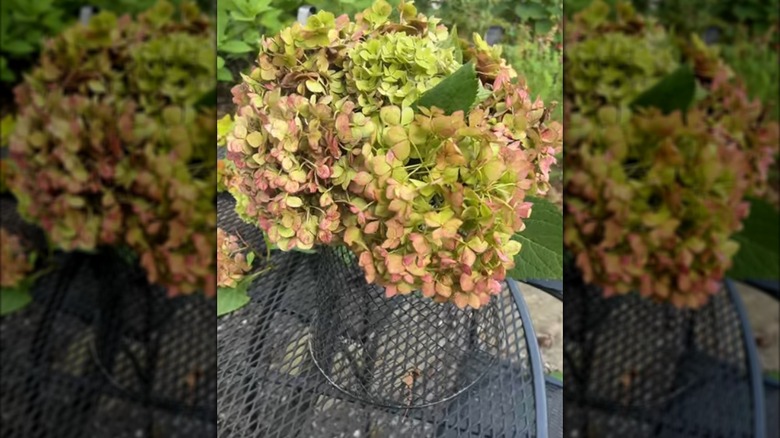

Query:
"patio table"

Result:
[[216, 193, 552, 437], [0, 248, 217, 438], [563, 263, 767, 438]]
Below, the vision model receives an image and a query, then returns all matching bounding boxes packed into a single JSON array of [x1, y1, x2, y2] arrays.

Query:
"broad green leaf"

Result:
[[508, 196, 563, 280], [414, 62, 478, 115], [218, 67, 234, 82], [219, 40, 253, 54], [631, 65, 696, 115], [1, 286, 33, 316], [217, 285, 250, 316], [515, 3, 548, 20], [728, 198, 780, 280], [475, 82, 493, 105], [2, 40, 35, 55]]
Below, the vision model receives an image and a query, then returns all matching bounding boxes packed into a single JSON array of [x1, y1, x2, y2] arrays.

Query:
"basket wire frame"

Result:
[[308, 245, 505, 409]]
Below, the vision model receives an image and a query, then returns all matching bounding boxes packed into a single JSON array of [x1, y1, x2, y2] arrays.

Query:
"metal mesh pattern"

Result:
[[563, 264, 759, 438], [309, 245, 504, 408], [546, 380, 563, 438], [0, 250, 217, 438], [217, 249, 540, 437]]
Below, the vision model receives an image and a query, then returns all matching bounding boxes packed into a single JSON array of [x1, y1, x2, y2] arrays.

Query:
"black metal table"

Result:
[[563, 264, 767, 438], [216, 194, 551, 437], [0, 250, 217, 438]]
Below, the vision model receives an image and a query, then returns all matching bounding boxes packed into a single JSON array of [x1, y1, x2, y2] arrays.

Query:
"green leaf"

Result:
[[728, 198, 780, 280], [515, 3, 548, 20], [218, 67, 234, 82], [508, 196, 563, 280], [548, 370, 563, 381], [1, 286, 33, 316], [2, 40, 35, 55], [414, 62, 478, 115], [217, 284, 250, 316], [631, 65, 696, 115], [219, 40, 253, 54]]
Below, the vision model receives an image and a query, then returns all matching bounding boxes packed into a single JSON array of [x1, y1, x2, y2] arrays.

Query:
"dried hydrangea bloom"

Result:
[[8, 1, 217, 297], [217, 228, 252, 289], [227, 0, 561, 308], [563, 1, 779, 308], [1, 228, 33, 288]]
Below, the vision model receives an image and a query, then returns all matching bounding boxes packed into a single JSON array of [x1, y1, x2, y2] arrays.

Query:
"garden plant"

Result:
[[218, 0, 563, 313]]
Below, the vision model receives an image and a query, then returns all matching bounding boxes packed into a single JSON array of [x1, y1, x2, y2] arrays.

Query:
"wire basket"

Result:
[[308, 245, 505, 409]]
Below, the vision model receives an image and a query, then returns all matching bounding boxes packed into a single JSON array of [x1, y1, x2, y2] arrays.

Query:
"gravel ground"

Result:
[[736, 282, 779, 374], [519, 281, 779, 378], [518, 284, 563, 375]]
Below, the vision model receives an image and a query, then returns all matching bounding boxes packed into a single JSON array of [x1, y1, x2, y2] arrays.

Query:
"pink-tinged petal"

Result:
[[453, 293, 468, 309], [639, 274, 652, 298], [439, 257, 457, 268], [435, 282, 452, 298], [316, 164, 331, 179], [460, 247, 476, 266], [410, 233, 430, 254], [364, 221, 380, 234], [422, 281, 436, 297], [385, 284, 398, 298], [460, 273, 474, 292], [386, 254, 405, 274]]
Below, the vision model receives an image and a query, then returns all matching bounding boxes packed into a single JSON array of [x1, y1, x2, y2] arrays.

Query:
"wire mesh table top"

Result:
[[216, 193, 547, 437], [563, 264, 765, 438], [0, 250, 217, 438]]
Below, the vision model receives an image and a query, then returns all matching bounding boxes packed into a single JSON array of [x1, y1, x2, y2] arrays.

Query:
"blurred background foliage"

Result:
[[565, 0, 779, 119], [213, 0, 563, 118]]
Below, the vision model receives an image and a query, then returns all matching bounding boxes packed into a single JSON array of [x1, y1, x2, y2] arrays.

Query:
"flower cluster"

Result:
[[226, 0, 562, 308], [217, 228, 252, 289], [563, 1, 779, 308], [0, 228, 33, 288], [8, 1, 217, 296]]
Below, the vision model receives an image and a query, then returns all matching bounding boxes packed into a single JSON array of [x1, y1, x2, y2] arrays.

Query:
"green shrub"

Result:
[[719, 29, 780, 120], [217, 0, 303, 82], [503, 32, 562, 121], [0, 0, 68, 83]]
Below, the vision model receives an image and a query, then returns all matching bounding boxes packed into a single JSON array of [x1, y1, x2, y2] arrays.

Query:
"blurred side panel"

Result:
[[563, 0, 779, 436], [1, 1, 217, 437]]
